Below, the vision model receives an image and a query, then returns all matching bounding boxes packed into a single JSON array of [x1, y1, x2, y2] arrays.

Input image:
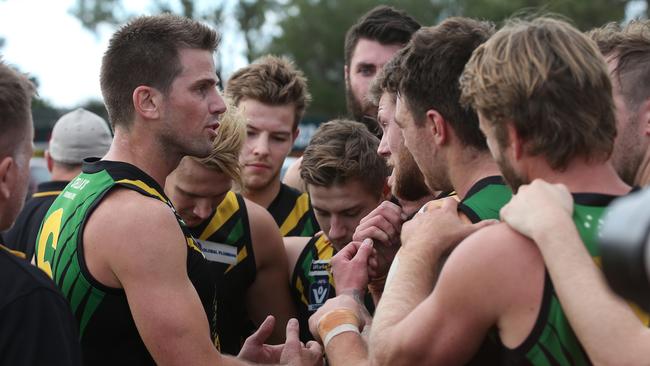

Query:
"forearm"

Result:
[[369, 246, 441, 364], [324, 331, 369, 366], [534, 223, 650, 365]]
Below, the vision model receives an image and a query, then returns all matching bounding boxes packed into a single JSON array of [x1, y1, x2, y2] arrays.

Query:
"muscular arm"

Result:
[[85, 190, 246, 366], [245, 200, 297, 343], [501, 180, 650, 365]]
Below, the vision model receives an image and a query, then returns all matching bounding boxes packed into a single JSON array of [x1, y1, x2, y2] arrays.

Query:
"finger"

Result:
[[352, 239, 374, 264], [353, 227, 391, 245], [334, 241, 361, 261], [248, 315, 276, 344], [306, 340, 324, 355], [284, 318, 300, 346], [438, 196, 460, 212]]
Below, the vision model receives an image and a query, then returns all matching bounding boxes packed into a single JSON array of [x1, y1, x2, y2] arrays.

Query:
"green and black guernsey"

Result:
[[458, 175, 513, 222], [499, 192, 623, 365], [34, 159, 219, 365], [291, 233, 375, 342], [189, 190, 256, 355], [268, 183, 320, 237]]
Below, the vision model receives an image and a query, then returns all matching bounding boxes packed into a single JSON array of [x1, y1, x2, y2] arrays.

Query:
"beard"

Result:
[[345, 79, 380, 136], [392, 143, 432, 201], [612, 113, 643, 186], [496, 154, 527, 193]]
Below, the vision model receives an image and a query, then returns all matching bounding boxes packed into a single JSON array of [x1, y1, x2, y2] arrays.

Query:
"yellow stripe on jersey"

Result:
[[116, 179, 168, 204], [315, 235, 334, 259], [279, 193, 310, 236], [199, 191, 239, 240], [0, 244, 26, 259], [594, 256, 649, 325], [225, 246, 248, 274], [187, 237, 203, 256], [32, 190, 63, 198], [296, 277, 309, 306]]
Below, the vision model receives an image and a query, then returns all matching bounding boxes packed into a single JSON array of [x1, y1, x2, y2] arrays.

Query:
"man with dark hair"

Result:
[[282, 5, 420, 190], [343, 5, 420, 131], [284, 120, 390, 342], [4, 108, 112, 259], [34, 14, 321, 366], [364, 17, 629, 365], [307, 18, 506, 365], [227, 55, 320, 238], [0, 60, 82, 365]]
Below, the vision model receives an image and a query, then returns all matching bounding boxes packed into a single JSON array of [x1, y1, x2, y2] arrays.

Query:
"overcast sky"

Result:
[[0, 0, 248, 109], [0, 0, 646, 109]]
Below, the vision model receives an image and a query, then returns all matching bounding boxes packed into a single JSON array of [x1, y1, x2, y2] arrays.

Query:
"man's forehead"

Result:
[[351, 38, 402, 65]]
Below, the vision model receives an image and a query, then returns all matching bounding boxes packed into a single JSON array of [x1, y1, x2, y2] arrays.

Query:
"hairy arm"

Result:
[[501, 180, 650, 365], [85, 190, 246, 366], [246, 200, 298, 343]]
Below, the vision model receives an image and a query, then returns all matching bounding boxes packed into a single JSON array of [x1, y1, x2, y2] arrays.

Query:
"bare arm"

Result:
[[85, 190, 246, 366], [369, 199, 498, 365], [282, 157, 304, 192], [501, 180, 650, 365], [246, 200, 297, 343]]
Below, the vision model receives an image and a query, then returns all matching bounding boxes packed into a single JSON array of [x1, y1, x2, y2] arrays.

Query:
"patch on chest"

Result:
[[308, 277, 332, 311], [309, 259, 331, 276], [197, 239, 238, 265]]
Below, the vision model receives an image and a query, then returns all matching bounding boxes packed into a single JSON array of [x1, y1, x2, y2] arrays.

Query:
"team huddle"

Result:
[[0, 4, 649, 366]]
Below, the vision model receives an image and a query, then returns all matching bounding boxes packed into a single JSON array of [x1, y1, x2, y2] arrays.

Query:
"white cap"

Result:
[[48, 108, 113, 164]]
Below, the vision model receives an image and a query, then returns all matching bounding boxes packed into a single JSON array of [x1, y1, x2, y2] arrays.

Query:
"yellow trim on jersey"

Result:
[[296, 277, 309, 306], [199, 191, 239, 240], [225, 246, 248, 274], [315, 235, 335, 259], [0, 244, 26, 259], [116, 179, 168, 203], [32, 190, 63, 198], [187, 237, 203, 256], [279, 193, 310, 236]]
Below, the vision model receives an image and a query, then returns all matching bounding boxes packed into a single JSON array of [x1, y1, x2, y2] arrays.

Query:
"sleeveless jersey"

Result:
[[458, 175, 513, 223], [34, 159, 219, 365], [501, 192, 624, 365], [268, 183, 320, 237], [291, 234, 375, 341], [457, 176, 512, 364], [189, 191, 256, 355]]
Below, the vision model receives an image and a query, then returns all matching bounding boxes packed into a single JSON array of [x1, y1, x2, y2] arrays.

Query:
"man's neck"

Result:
[[448, 148, 501, 200], [527, 156, 630, 195], [243, 178, 282, 209], [102, 128, 181, 188]]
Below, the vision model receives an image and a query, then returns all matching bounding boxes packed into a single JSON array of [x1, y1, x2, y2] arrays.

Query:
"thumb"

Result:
[[353, 238, 374, 263], [248, 315, 275, 345], [472, 219, 499, 231]]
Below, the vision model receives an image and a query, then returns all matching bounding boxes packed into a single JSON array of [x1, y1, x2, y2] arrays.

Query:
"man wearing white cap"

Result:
[[4, 108, 112, 259]]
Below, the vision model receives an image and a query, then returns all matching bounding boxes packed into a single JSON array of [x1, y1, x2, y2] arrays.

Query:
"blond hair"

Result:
[[460, 17, 616, 169], [196, 101, 246, 186]]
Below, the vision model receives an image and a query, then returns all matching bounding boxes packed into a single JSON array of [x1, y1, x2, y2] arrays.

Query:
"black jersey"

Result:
[[4, 180, 69, 259], [34, 159, 219, 365], [189, 191, 256, 354], [268, 183, 320, 237], [0, 244, 82, 365]]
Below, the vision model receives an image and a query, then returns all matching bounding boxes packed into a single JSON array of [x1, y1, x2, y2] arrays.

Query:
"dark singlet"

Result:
[[189, 191, 256, 355], [34, 159, 219, 365], [4, 180, 69, 259], [291, 233, 375, 341], [268, 183, 320, 237]]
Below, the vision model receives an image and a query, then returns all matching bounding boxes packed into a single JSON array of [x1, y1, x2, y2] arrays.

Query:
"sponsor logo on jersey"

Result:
[[309, 259, 331, 277], [308, 277, 331, 311], [197, 239, 238, 265]]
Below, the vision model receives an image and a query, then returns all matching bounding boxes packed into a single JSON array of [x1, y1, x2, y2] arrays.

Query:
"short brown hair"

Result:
[[398, 17, 495, 151], [591, 20, 650, 111], [196, 101, 246, 186], [301, 120, 389, 197], [225, 55, 311, 130], [344, 5, 420, 68], [100, 14, 219, 129], [460, 17, 616, 170], [0, 60, 35, 156]]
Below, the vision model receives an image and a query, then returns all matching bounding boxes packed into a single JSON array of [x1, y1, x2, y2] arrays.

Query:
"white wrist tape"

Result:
[[323, 323, 360, 348]]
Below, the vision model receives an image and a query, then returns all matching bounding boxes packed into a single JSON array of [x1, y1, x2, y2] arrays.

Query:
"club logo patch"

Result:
[[308, 277, 331, 311]]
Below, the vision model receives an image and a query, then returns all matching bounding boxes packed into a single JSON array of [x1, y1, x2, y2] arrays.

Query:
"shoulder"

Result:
[[282, 157, 304, 192], [0, 249, 64, 309], [284, 236, 311, 277]]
